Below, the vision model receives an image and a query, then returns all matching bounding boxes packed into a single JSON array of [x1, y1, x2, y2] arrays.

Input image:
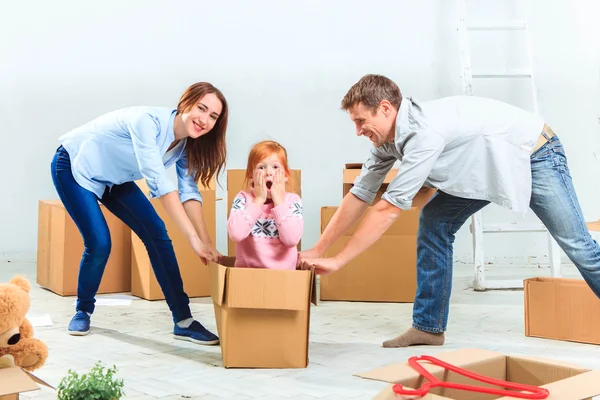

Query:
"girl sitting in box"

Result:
[[227, 140, 303, 270]]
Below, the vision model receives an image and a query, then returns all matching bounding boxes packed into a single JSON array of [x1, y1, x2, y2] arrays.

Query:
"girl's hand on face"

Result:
[[252, 170, 268, 205], [270, 169, 286, 206]]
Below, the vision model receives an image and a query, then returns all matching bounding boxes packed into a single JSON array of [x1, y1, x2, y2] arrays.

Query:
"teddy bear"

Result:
[[0, 276, 48, 371]]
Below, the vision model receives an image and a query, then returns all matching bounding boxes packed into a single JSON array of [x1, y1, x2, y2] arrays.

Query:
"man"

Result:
[[299, 74, 600, 348]]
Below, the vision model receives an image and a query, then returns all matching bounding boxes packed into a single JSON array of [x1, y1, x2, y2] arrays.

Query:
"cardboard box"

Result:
[[36, 200, 132, 296], [343, 163, 437, 208], [209, 257, 316, 368], [356, 348, 600, 400], [319, 206, 423, 302], [586, 220, 600, 231], [318, 165, 437, 302], [131, 179, 218, 300], [524, 277, 600, 345], [0, 366, 53, 399], [226, 169, 302, 256]]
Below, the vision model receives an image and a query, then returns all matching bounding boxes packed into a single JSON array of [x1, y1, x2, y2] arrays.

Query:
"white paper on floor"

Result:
[[99, 294, 139, 300], [27, 314, 54, 327], [71, 294, 137, 306], [72, 298, 132, 306]]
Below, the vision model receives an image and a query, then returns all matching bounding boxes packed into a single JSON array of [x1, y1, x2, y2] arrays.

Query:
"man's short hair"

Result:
[[341, 74, 402, 112]]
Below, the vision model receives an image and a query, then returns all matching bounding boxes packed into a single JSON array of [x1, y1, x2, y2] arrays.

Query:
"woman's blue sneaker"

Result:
[[68, 311, 91, 336], [173, 321, 219, 345]]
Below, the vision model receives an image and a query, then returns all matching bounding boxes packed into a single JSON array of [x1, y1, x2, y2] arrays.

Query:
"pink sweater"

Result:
[[227, 190, 303, 270]]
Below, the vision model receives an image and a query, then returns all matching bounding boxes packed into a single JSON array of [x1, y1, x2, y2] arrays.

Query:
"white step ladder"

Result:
[[457, 0, 563, 291]]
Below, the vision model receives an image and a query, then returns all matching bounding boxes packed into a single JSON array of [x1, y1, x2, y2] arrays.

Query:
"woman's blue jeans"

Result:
[[50, 146, 192, 323]]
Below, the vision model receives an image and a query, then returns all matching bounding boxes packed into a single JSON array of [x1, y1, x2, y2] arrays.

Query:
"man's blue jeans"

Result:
[[413, 135, 600, 333], [50, 146, 193, 322]]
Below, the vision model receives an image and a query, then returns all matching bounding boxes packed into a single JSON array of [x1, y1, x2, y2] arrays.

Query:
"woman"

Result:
[[51, 82, 227, 345]]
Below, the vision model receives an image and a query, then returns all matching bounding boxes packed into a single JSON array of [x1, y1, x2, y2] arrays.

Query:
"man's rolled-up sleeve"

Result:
[[382, 131, 445, 210], [349, 146, 397, 204]]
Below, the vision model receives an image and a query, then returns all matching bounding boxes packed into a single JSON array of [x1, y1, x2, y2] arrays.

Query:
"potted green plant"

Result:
[[57, 361, 125, 400]]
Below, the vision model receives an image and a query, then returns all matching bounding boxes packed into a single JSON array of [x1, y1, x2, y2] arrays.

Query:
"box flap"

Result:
[[508, 355, 586, 371], [343, 168, 398, 185], [219, 256, 236, 268], [40, 199, 63, 207], [524, 276, 588, 284], [0, 367, 42, 396], [355, 348, 503, 383], [309, 268, 317, 306], [373, 384, 451, 400], [225, 268, 312, 310], [25, 371, 54, 389], [498, 370, 600, 400], [344, 163, 363, 169], [209, 262, 227, 306], [586, 220, 600, 232]]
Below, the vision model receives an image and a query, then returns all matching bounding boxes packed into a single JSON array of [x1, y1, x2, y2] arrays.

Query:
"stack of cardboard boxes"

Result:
[[319, 163, 436, 302], [36, 200, 132, 296], [36, 178, 218, 301], [130, 178, 217, 300]]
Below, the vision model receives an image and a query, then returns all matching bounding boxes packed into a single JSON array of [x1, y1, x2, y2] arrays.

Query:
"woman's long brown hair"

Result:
[[176, 82, 228, 189]]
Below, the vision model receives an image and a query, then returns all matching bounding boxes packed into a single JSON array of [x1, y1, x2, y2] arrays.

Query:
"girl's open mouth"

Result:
[[266, 181, 273, 189]]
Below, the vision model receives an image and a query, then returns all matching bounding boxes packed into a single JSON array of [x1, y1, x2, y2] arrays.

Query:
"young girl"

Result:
[[51, 82, 226, 345], [227, 141, 303, 270]]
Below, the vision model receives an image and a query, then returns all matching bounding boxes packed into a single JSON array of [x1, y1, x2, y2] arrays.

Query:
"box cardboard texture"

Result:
[[0, 366, 53, 399], [131, 179, 217, 300], [226, 169, 302, 257], [36, 200, 132, 296], [319, 164, 436, 302], [524, 276, 600, 345], [356, 348, 600, 400], [209, 257, 316, 369]]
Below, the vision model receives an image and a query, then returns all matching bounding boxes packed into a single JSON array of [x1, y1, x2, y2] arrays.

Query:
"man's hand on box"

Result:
[[297, 248, 324, 264], [299, 257, 342, 275]]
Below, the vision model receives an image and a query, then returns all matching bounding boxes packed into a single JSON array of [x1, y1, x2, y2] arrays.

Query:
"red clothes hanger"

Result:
[[392, 355, 550, 399]]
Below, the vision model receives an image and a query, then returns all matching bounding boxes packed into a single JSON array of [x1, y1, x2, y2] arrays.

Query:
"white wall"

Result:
[[1, 0, 598, 269], [445, 0, 600, 265]]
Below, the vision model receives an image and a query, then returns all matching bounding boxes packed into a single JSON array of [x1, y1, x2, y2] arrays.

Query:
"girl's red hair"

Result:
[[244, 140, 292, 186]]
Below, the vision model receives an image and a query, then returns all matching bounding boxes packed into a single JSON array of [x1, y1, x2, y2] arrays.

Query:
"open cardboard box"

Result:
[[524, 276, 600, 345], [226, 169, 302, 256], [208, 256, 316, 368], [356, 348, 600, 400], [0, 356, 54, 400], [131, 178, 219, 300]]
